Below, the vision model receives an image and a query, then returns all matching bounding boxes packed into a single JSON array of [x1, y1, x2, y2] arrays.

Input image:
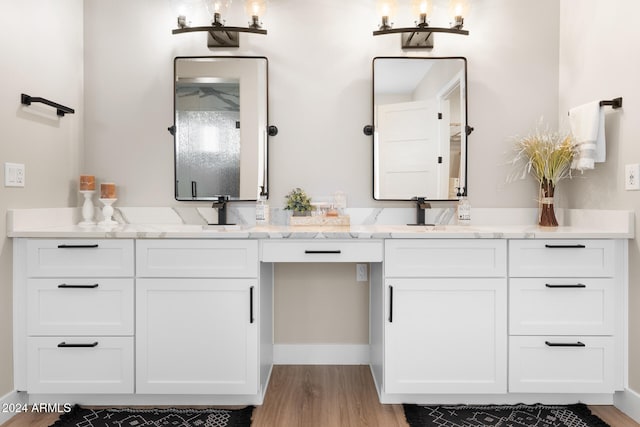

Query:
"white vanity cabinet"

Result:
[[16, 239, 135, 394], [135, 240, 262, 395], [381, 240, 508, 395], [508, 239, 623, 393], [9, 213, 630, 406]]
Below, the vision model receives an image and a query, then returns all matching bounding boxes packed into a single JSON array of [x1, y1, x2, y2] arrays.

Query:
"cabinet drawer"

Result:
[[509, 336, 615, 393], [261, 240, 383, 263], [510, 278, 615, 335], [26, 239, 134, 277], [385, 240, 506, 277], [27, 278, 134, 336], [509, 240, 615, 277], [27, 336, 134, 394], [137, 240, 258, 278]]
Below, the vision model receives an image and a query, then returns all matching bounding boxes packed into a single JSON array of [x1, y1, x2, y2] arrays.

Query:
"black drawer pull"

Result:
[[545, 283, 586, 289], [249, 286, 255, 324], [57, 244, 99, 249], [545, 341, 586, 347], [544, 244, 586, 249], [388, 285, 394, 323], [58, 341, 99, 348], [58, 283, 99, 289], [304, 250, 341, 254]]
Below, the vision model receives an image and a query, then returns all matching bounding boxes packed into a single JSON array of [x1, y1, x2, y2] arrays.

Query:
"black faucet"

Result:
[[211, 196, 231, 225], [409, 197, 434, 226]]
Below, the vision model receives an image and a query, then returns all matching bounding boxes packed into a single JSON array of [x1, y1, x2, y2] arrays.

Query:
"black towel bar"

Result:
[[599, 97, 623, 109], [21, 93, 75, 117]]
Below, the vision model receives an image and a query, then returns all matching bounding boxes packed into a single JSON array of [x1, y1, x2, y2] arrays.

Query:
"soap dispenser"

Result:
[[456, 188, 471, 225], [256, 187, 270, 225]]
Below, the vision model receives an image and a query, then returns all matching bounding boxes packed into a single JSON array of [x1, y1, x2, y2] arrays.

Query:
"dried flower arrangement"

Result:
[[509, 122, 577, 227]]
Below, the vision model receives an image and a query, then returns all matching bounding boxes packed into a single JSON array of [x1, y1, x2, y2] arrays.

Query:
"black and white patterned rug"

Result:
[[50, 405, 254, 427], [404, 403, 610, 427]]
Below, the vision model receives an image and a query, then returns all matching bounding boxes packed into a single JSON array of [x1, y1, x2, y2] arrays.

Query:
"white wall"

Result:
[[0, 1, 84, 394], [559, 0, 640, 393]]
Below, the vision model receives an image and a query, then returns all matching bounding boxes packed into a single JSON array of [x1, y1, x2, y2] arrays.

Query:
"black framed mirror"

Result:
[[173, 56, 270, 201], [369, 56, 469, 201]]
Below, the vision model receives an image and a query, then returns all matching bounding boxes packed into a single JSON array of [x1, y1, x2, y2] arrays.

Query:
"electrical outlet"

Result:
[[356, 264, 368, 282], [5, 162, 25, 187], [625, 164, 640, 190]]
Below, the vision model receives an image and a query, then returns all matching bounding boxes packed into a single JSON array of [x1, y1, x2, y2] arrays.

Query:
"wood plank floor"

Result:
[[2, 365, 638, 427]]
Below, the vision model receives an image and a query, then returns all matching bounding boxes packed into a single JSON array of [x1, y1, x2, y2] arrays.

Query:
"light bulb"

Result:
[[411, 0, 432, 17], [206, 0, 232, 25], [411, 0, 432, 27], [448, 0, 469, 29], [171, 0, 203, 28], [244, 0, 266, 28], [244, 0, 266, 17], [376, 0, 397, 30]]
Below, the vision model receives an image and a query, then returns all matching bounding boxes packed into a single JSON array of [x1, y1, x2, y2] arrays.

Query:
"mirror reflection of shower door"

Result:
[[375, 100, 440, 200], [176, 78, 241, 199], [177, 109, 240, 198]]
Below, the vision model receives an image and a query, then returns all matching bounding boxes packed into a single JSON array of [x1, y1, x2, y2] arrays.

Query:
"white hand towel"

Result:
[[569, 101, 606, 170]]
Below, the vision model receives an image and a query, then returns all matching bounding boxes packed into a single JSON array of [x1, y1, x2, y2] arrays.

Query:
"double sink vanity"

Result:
[[8, 207, 633, 406]]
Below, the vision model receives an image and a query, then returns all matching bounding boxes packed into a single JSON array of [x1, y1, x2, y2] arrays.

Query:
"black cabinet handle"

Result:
[[545, 341, 586, 347], [388, 285, 394, 323], [249, 286, 255, 324], [544, 244, 586, 249], [58, 283, 99, 289], [304, 250, 341, 254], [58, 342, 99, 348], [57, 244, 99, 249], [545, 283, 586, 289]]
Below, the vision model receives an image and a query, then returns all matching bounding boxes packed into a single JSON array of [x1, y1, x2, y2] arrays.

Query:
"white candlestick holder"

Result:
[[78, 190, 96, 226], [99, 198, 118, 226]]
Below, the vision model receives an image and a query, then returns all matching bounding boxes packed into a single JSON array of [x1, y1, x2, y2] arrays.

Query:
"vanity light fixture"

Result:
[[172, 0, 268, 48], [373, 0, 469, 49]]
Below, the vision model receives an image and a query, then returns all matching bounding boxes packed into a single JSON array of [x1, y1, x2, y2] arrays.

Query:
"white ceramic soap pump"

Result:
[[456, 188, 471, 225]]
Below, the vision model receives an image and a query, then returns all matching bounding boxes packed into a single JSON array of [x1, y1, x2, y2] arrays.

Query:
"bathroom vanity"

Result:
[[8, 208, 633, 406]]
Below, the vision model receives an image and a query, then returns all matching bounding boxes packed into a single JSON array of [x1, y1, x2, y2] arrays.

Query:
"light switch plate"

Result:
[[625, 164, 640, 190], [5, 162, 25, 187]]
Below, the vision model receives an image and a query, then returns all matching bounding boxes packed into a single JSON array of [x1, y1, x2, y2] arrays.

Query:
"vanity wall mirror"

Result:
[[368, 56, 470, 201], [173, 56, 270, 201]]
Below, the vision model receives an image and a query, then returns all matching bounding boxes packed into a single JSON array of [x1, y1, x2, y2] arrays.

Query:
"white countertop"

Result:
[[6, 207, 635, 239]]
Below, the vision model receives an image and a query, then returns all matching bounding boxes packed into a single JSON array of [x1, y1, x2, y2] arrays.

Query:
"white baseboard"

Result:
[[614, 387, 640, 423], [274, 344, 369, 365], [0, 390, 27, 424]]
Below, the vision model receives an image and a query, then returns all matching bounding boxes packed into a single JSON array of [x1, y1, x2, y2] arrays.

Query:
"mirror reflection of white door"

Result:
[[437, 99, 451, 198], [375, 100, 440, 199]]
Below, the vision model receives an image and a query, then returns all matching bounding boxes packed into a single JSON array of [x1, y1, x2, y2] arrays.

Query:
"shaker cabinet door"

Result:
[[136, 278, 258, 395], [384, 278, 507, 394]]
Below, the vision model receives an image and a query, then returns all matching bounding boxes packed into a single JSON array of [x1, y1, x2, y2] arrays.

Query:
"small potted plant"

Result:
[[284, 187, 312, 216]]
